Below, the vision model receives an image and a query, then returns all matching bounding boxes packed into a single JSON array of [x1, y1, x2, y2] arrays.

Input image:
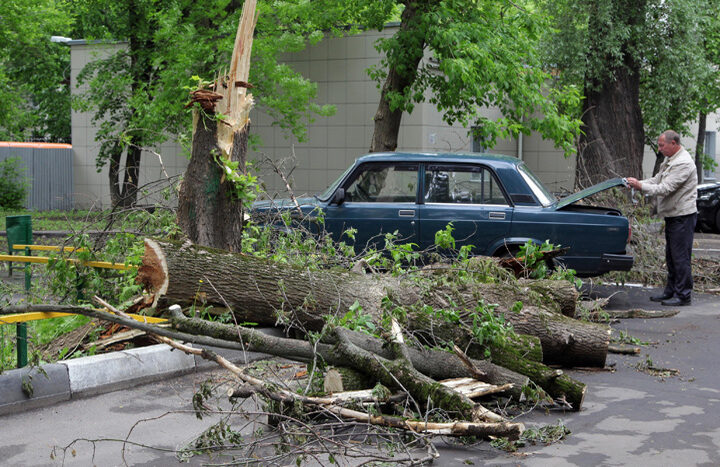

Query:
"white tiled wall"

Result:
[[71, 30, 720, 208], [70, 42, 188, 208]]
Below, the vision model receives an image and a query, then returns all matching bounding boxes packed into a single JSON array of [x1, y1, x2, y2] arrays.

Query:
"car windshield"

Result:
[[518, 164, 556, 207], [316, 163, 355, 201]]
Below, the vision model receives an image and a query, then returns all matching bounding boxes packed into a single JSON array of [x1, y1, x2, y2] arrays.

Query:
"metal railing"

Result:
[[1, 243, 159, 369]]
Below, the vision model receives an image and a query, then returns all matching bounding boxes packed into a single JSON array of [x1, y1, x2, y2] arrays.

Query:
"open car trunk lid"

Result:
[[552, 177, 627, 211]]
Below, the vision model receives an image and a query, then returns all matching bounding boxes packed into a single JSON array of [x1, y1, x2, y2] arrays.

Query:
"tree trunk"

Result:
[[369, 1, 427, 152], [177, 114, 248, 252], [576, 65, 645, 187], [176, 0, 257, 251], [696, 111, 707, 184], [120, 144, 141, 207], [576, 0, 646, 188], [108, 143, 141, 208], [138, 238, 608, 369], [108, 143, 123, 207]]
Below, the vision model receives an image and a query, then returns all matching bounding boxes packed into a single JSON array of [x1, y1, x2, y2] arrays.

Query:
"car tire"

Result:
[[499, 245, 521, 258]]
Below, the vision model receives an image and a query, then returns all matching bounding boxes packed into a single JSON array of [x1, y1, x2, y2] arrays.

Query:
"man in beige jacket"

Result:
[[626, 130, 698, 306]]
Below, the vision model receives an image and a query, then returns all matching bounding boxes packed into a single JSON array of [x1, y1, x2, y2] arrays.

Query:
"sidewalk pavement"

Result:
[[0, 330, 281, 416]]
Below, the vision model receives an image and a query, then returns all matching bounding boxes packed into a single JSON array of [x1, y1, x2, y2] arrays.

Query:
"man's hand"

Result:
[[626, 177, 642, 190]]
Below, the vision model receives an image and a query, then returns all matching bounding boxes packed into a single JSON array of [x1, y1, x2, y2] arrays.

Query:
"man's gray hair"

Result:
[[662, 130, 681, 144]]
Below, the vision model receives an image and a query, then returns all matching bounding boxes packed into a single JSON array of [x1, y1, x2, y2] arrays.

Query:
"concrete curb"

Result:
[[0, 332, 279, 416]]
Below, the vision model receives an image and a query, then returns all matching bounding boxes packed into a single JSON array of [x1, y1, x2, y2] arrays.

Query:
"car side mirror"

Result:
[[333, 188, 345, 206]]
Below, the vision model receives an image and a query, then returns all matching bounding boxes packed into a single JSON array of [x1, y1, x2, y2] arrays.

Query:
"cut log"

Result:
[[138, 239, 608, 368]]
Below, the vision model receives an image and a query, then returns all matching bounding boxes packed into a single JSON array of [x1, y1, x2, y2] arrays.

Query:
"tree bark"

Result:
[[576, 0, 646, 188], [576, 64, 645, 187], [138, 238, 608, 370], [176, 0, 257, 251], [696, 111, 707, 184], [369, 1, 427, 152]]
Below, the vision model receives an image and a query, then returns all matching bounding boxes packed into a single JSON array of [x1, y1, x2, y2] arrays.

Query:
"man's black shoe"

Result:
[[661, 297, 691, 306], [650, 293, 673, 302]]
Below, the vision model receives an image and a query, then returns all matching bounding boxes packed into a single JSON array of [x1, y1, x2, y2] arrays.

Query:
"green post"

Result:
[[16, 323, 27, 368], [6, 215, 32, 368], [24, 246, 31, 292], [6, 215, 32, 277]]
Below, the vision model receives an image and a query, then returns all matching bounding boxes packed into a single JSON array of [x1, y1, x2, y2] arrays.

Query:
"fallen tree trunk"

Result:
[[167, 308, 529, 393], [158, 335, 525, 440], [138, 239, 608, 368], [168, 310, 586, 410]]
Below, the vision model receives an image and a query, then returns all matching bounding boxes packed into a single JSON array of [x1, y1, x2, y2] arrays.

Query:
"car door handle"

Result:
[[398, 209, 415, 217], [489, 212, 506, 220]]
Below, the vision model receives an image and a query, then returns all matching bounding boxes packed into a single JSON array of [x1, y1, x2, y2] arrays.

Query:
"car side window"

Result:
[[425, 165, 508, 205], [345, 163, 418, 203]]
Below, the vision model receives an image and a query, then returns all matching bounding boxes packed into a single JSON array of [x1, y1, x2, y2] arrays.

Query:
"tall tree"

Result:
[[692, 1, 720, 182], [71, 0, 341, 207], [0, 0, 72, 142], [544, 0, 716, 186], [363, 0, 581, 155]]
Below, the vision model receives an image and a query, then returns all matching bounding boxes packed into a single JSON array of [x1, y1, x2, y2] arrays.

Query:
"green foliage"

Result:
[[364, 231, 420, 276], [71, 0, 351, 197], [0, 158, 30, 209], [363, 0, 581, 155], [213, 153, 260, 204], [613, 329, 649, 346], [469, 301, 514, 357], [434, 222, 457, 250], [516, 240, 580, 287], [46, 231, 144, 304], [329, 301, 377, 335], [517, 240, 553, 279], [241, 211, 356, 269], [542, 0, 720, 144], [41, 207, 175, 305], [0, 0, 72, 142]]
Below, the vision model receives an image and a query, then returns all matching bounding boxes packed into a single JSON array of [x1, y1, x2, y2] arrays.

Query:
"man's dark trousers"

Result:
[[663, 213, 697, 300]]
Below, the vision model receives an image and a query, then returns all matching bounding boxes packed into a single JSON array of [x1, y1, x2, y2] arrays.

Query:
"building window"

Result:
[[704, 131, 716, 181]]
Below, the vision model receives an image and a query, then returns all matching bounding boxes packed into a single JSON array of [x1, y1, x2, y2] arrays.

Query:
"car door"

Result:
[[418, 163, 513, 254], [324, 162, 420, 252]]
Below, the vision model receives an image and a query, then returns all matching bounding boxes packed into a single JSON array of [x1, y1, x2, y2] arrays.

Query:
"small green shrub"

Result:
[[0, 157, 30, 209]]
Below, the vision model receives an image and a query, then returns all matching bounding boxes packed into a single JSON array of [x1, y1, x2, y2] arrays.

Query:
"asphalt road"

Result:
[[2, 284, 720, 466], [695, 232, 720, 259]]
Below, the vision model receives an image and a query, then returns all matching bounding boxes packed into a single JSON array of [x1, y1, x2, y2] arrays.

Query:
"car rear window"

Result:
[[518, 164, 555, 207]]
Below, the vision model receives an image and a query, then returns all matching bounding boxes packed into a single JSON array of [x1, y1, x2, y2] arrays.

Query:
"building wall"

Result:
[[0, 143, 73, 210], [69, 42, 188, 209], [248, 27, 579, 197], [69, 30, 719, 208]]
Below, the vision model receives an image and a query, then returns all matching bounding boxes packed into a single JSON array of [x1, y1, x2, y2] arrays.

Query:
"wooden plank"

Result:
[[0, 254, 49, 264], [0, 312, 74, 323], [12, 245, 88, 253], [0, 312, 167, 325], [0, 254, 135, 270]]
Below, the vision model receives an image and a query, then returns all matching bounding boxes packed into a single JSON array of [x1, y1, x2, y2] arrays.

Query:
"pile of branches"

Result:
[[578, 188, 720, 292], [4, 235, 615, 462]]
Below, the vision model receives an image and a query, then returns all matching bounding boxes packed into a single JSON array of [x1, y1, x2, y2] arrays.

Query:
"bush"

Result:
[[0, 157, 30, 208]]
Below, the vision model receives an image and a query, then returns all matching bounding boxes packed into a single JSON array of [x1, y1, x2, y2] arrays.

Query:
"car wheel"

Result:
[[499, 245, 521, 259]]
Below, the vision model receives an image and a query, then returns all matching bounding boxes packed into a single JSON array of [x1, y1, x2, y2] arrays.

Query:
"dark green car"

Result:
[[253, 152, 633, 277]]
